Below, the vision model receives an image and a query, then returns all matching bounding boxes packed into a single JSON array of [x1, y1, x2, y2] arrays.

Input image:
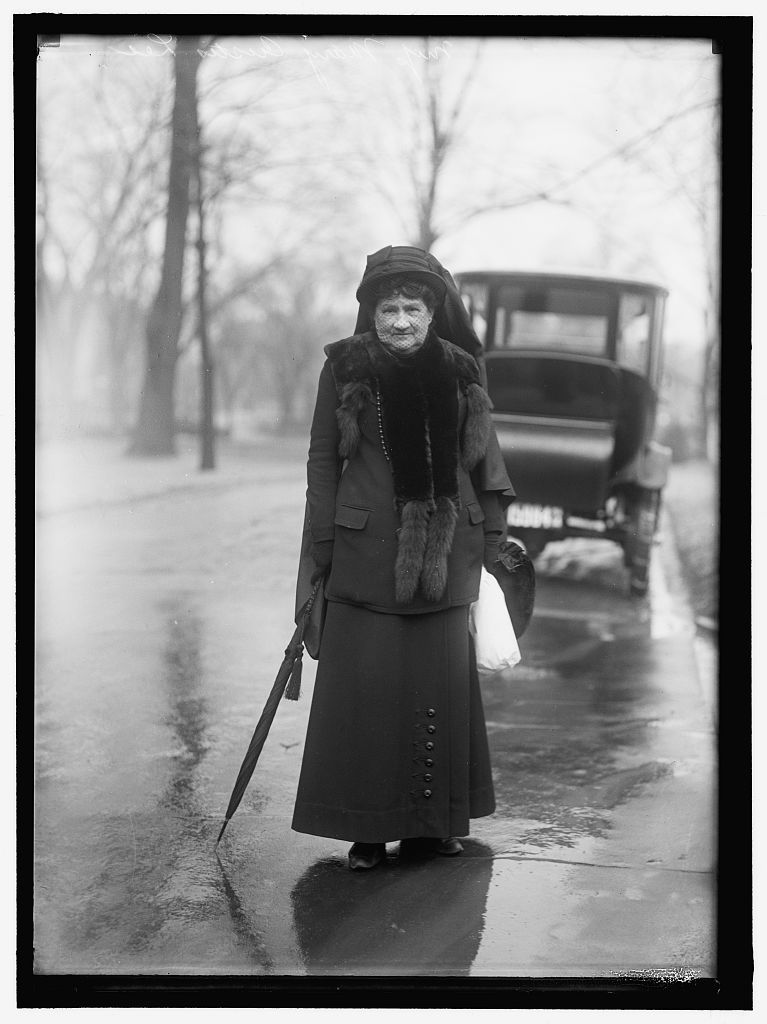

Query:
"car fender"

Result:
[[620, 440, 672, 490]]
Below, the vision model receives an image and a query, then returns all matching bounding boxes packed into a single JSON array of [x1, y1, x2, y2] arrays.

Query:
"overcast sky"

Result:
[[37, 31, 719, 352]]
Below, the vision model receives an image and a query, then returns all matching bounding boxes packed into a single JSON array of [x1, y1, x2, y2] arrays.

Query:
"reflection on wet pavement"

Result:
[[35, 594, 275, 973], [475, 586, 676, 859], [290, 841, 494, 976], [214, 853, 274, 969], [34, 488, 715, 978]]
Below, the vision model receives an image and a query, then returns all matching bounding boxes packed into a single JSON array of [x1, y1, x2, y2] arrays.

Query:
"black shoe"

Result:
[[399, 837, 463, 858], [348, 842, 386, 871], [435, 837, 464, 856]]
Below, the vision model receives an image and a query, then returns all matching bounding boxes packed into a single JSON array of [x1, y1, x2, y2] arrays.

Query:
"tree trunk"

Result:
[[698, 244, 720, 461], [701, 319, 719, 462], [129, 36, 201, 455], [195, 144, 215, 470]]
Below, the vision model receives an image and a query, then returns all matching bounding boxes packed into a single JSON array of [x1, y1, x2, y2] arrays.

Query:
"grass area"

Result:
[[663, 458, 719, 624]]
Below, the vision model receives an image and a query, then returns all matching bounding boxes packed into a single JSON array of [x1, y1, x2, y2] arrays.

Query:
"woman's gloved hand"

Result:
[[483, 531, 503, 571], [310, 540, 334, 584], [478, 490, 506, 571]]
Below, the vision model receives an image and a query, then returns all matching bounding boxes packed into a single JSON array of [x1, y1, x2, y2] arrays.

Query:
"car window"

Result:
[[616, 292, 651, 374], [459, 282, 489, 345], [493, 285, 611, 356], [486, 354, 619, 420]]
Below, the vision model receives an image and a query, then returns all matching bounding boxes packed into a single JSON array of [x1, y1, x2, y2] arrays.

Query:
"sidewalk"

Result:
[[663, 458, 718, 627], [35, 432, 309, 516], [32, 450, 718, 982]]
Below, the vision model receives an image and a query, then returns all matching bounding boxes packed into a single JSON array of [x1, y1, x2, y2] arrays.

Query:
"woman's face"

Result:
[[373, 291, 433, 351]]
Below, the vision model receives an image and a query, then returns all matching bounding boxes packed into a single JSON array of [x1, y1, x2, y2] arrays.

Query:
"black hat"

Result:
[[352, 245, 485, 373], [355, 245, 448, 307]]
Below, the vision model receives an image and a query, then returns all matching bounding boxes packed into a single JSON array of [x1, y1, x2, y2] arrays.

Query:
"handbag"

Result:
[[469, 566, 521, 675], [487, 540, 536, 637]]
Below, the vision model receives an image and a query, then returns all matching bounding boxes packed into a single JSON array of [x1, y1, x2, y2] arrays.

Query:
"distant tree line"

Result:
[[36, 34, 720, 462]]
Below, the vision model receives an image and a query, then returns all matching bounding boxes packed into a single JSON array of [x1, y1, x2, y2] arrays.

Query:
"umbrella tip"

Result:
[[216, 820, 228, 847]]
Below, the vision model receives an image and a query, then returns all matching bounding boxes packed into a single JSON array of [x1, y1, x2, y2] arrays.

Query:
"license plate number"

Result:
[[507, 503, 564, 529]]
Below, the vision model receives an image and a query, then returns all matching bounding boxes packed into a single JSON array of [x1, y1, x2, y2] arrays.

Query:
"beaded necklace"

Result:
[[375, 381, 391, 464]]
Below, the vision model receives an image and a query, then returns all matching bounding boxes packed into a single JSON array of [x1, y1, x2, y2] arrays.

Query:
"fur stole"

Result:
[[325, 330, 492, 604]]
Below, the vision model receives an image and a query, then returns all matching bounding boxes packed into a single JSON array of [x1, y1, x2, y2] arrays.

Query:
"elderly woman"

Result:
[[291, 245, 514, 870]]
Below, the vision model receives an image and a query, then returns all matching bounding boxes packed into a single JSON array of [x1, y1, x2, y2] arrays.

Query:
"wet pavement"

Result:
[[33, 440, 716, 978]]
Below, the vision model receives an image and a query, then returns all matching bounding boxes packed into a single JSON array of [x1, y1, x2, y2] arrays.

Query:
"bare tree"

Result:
[[353, 34, 718, 300], [129, 36, 202, 455], [37, 56, 172, 437], [255, 267, 348, 430], [164, 41, 364, 443], [345, 37, 586, 250], [648, 107, 720, 460], [405, 38, 483, 250], [349, 37, 485, 249], [593, 66, 720, 459]]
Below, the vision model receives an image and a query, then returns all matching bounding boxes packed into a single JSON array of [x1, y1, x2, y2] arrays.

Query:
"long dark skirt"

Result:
[[291, 600, 495, 843]]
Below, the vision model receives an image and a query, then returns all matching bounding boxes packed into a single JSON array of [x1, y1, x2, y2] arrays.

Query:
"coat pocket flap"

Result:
[[335, 505, 370, 529], [466, 501, 485, 525]]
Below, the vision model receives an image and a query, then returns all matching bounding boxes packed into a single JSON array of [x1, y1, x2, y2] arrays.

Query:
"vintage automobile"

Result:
[[456, 269, 672, 595]]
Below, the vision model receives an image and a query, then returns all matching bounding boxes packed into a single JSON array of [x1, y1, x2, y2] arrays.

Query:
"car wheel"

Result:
[[625, 489, 661, 595]]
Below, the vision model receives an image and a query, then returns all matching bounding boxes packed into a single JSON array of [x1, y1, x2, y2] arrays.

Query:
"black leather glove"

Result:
[[310, 540, 334, 584], [483, 530, 503, 571], [478, 490, 506, 571]]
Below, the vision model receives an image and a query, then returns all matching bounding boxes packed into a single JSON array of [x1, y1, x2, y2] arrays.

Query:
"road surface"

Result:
[[32, 439, 716, 979]]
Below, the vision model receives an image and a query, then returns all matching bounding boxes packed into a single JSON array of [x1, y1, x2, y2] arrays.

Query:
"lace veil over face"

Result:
[[372, 286, 433, 354], [353, 245, 485, 374]]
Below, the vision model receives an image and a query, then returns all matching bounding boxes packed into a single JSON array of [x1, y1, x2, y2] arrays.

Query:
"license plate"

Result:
[[507, 503, 564, 529]]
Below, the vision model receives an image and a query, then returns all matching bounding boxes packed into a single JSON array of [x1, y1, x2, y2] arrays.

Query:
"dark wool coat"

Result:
[[291, 331, 514, 843], [291, 600, 496, 843], [303, 331, 513, 616]]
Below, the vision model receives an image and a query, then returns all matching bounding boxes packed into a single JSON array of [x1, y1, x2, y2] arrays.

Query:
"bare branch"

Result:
[[551, 97, 718, 194], [443, 97, 718, 233]]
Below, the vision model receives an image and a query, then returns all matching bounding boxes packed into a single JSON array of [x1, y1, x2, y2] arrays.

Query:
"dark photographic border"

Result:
[[20, 10, 752, 1010]]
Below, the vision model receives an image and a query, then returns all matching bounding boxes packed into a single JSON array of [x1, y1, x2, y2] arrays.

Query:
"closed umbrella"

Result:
[[216, 579, 323, 847]]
